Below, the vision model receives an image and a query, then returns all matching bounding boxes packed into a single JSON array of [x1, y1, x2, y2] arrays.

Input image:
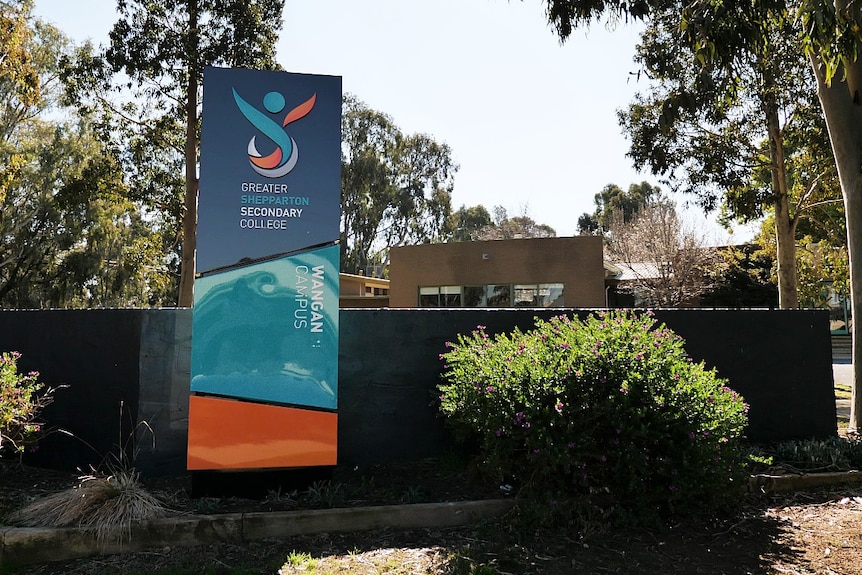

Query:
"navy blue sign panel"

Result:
[[197, 67, 342, 274]]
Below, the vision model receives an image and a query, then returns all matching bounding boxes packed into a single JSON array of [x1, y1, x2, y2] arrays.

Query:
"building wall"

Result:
[[389, 236, 606, 308], [339, 273, 390, 298]]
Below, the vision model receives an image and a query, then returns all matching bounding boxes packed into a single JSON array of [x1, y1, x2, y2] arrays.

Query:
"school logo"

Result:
[[233, 89, 317, 178]]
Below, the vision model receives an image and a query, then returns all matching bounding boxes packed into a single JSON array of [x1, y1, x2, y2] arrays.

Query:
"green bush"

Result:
[[0, 351, 55, 459], [438, 310, 749, 516], [748, 437, 862, 473]]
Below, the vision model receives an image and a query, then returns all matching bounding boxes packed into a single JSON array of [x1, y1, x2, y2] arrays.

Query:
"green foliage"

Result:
[[438, 311, 749, 517], [303, 480, 345, 508], [796, 239, 849, 309], [0, 351, 54, 458], [0, 11, 176, 308], [701, 244, 778, 307], [0, 1, 40, 108], [62, 0, 286, 306], [448, 204, 492, 242], [341, 93, 457, 273], [580, 181, 661, 234], [476, 205, 556, 240], [748, 437, 862, 473]]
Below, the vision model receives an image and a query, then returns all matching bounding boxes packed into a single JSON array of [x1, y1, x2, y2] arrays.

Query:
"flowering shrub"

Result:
[[0, 351, 55, 458], [438, 311, 749, 516]]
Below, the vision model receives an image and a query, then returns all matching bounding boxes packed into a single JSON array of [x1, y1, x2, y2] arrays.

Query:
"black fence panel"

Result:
[[0, 308, 836, 474], [0, 309, 142, 470]]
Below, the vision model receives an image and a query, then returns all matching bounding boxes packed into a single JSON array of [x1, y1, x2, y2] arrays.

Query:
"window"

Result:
[[419, 286, 440, 307], [420, 286, 460, 306], [440, 285, 462, 307], [538, 283, 564, 307], [514, 284, 538, 307], [419, 283, 563, 307], [486, 284, 511, 307], [463, 286, 486, 307]]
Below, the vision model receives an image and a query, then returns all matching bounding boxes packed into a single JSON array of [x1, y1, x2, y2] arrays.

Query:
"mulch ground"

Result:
[[3, 459, 862, 574]]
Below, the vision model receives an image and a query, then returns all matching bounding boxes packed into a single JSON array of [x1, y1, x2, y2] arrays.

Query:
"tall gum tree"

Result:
[[619, 5, 835, 309], [540, 0, 862, 430], [98, 0, 284, 306], [340, 94, 457, 275], [0, 9, 165, 307]]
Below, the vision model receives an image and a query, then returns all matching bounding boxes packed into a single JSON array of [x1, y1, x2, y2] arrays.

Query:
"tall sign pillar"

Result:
[[187, 67, 341, 471]]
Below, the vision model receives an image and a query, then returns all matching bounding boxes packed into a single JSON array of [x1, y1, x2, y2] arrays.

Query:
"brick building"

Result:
[[388, 236, 606, 308]]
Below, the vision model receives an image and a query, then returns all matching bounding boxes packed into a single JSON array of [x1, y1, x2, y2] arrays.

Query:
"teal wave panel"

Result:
[[191, 245, 339, 410]]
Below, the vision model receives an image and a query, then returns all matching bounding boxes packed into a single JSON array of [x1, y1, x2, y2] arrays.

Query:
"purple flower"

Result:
[[486, 386, 495, 393], [600, 454, 607, 462], [555, 400, 564, 412]]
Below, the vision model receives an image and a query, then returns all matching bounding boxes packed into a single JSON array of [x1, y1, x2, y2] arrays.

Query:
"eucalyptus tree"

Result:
[[0, 0, 39, 110], [474, 206, 556, 240], [64, 0, 284, 306], [0, 0, 39, 205], [341, 94, 457, 274], [619, 4, 837, 308], [539, 0, 862, 431], [0, 9, 167, 307], [447, 204, 493, 242], [577, 181, 661, 234]]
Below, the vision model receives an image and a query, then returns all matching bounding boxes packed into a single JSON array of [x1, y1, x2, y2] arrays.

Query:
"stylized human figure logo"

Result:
[[233, 88, 316, 178]]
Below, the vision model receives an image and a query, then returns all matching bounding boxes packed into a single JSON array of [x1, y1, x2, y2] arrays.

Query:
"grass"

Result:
[[281, 550, 317, 572], [278, 547, 449, 574], [8, 468, 166, 544]]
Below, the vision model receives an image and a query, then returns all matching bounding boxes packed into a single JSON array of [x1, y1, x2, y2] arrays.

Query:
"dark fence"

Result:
[[0, 308, 836, 475]]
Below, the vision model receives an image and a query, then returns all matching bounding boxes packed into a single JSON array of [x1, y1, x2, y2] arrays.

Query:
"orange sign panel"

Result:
[[187, 395, 337, 470]]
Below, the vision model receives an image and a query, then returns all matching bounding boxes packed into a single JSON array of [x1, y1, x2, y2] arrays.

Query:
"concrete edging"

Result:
[[7, 471, 861, 569], [0, 499, 514, 569], [749, 470, 862, 493]]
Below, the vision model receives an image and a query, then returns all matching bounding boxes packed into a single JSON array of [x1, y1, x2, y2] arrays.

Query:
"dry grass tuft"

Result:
[[8, 468, 167, 544]]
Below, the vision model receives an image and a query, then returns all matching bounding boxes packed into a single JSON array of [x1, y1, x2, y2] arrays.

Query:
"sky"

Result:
[[33, 0, 757, 243]]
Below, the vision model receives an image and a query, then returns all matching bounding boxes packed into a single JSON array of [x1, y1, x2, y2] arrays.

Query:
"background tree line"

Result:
[[0, 0, 557, 307], [542, 0, 859, 424], [0, 0, 850, 322]]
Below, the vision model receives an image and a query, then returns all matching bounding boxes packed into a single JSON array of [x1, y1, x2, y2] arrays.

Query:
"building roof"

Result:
[[606, 261, 664, 281]]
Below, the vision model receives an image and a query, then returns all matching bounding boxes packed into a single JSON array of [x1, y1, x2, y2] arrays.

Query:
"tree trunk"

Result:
[[810, 49, 862, 432], [766, 100, 798, 309], [177, 0, 199, 308]]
